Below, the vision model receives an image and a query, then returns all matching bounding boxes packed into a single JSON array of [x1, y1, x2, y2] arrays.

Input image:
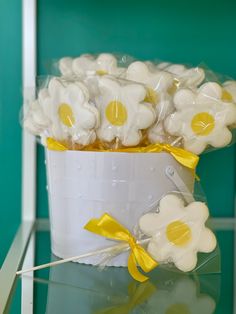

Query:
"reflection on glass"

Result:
[[146, 277, 216, 314], [43, 255, 219, 314]]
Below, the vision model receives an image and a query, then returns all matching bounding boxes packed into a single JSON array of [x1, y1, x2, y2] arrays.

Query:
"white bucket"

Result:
[[46, 149, 194, 266]]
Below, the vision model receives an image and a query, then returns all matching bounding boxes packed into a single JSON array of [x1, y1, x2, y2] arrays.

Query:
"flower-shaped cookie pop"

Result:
[[147, 277, 216, 314], [139, 194, 217, 272], [157, 62, 205, 89], [39, 77, 99, 146], [96, 76, 156, 146], [126, 61, 175, 144], [165, 82, 236, 154], [71, 53, 125, 78], [24, 100, 48, 135], [59, 54, 95, 77], [166, 64, 205, 88], [72, 54, 96, 77], [24, 88, 52, 136], [59, 57, 74, 76], [126, 61, 173, 111]]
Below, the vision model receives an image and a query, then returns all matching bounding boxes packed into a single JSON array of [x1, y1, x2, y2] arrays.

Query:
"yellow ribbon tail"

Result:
[[127, 281, 156, 306], [128, 253, 149, 283], [133, 246, 158, 273], [128, 246, 158, 283], [163, 144, 199, 170], [46, 137, 68, 151], [95, 281, 156, 314]]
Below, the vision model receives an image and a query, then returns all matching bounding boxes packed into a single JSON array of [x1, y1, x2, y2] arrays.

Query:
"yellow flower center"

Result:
[[167, 79, 180, 95], [105, 100, 128, 126], [166, 220, 192, 246], [221, 89, 233, 102], [144, 88, 159, 105], [166, 303, 190, 314], [191, 112, 215, 136], [58, 103, 75, 127], [96, 69, 108, 76]]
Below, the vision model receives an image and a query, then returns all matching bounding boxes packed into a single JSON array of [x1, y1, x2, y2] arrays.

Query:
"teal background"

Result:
[[0, 0, 236, 266], [0, 0, 22, 265], [37, 0, 236, 219]]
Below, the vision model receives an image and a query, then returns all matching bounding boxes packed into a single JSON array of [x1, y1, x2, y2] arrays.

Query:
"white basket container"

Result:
[[46, 149, 194, 267]]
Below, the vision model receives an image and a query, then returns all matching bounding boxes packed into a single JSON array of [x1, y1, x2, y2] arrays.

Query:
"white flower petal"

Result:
[[122, 128, 141, 146], [159, 194, 185, 211], [139, 213, 160, 236], [24, 117, 41, 135], [96, 53, 118, 73], [174, 89, 196, 110], [197, 82, 222, 103], [156, 62, 171, 70], [147, 238, 170, 262], [136, 104, 156, 129], [173, 250, 198, 272], [59, 57, 73, 76], [208, 127, 232, 148], [166, 64, 186, 75], [180, 67, 205, 88], [127, 61, 173, 93], [124, 83, 146, 102], [184, 138, 207, 155], [72, 54, 95, 76], [185, 202, 209, 222], [197, 228, 217, 253]]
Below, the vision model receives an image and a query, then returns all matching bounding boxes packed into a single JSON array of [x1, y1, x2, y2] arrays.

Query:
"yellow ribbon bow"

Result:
[[84, 213, 158, 283], [95, 281, 156, 314], [46, 138, 199, 171]]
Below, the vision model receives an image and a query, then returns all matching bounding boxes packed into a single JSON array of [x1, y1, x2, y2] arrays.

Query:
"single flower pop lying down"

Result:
[[17, 193, 217, 280], [139, 194, 216, 272]]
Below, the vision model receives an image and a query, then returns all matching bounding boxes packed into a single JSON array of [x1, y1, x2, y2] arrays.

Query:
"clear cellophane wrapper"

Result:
[[88, 184, 220, 275], [22, 53, 222, 278], [23, 52, 236, 154]]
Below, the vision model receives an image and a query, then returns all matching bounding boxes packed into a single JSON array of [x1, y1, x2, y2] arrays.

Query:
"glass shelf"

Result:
[[0, 218, 235, 314]]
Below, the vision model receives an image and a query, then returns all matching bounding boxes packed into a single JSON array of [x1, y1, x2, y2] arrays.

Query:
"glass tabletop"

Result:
[[4, 219, 236, 313]]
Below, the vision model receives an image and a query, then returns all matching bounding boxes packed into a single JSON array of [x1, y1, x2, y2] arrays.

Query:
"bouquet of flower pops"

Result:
[[21, 52, 235, 281], [24, 53, 236, 154]]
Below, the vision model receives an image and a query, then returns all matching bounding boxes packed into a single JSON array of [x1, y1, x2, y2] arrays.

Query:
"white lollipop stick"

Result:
[[170, 136, 182, 146], [16, 238, 151, 275]]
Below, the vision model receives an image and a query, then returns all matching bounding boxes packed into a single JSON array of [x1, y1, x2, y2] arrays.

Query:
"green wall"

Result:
[[0, 0, 22, 265], [0, 0, 236, 266], [37, 0, 236, 218]]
